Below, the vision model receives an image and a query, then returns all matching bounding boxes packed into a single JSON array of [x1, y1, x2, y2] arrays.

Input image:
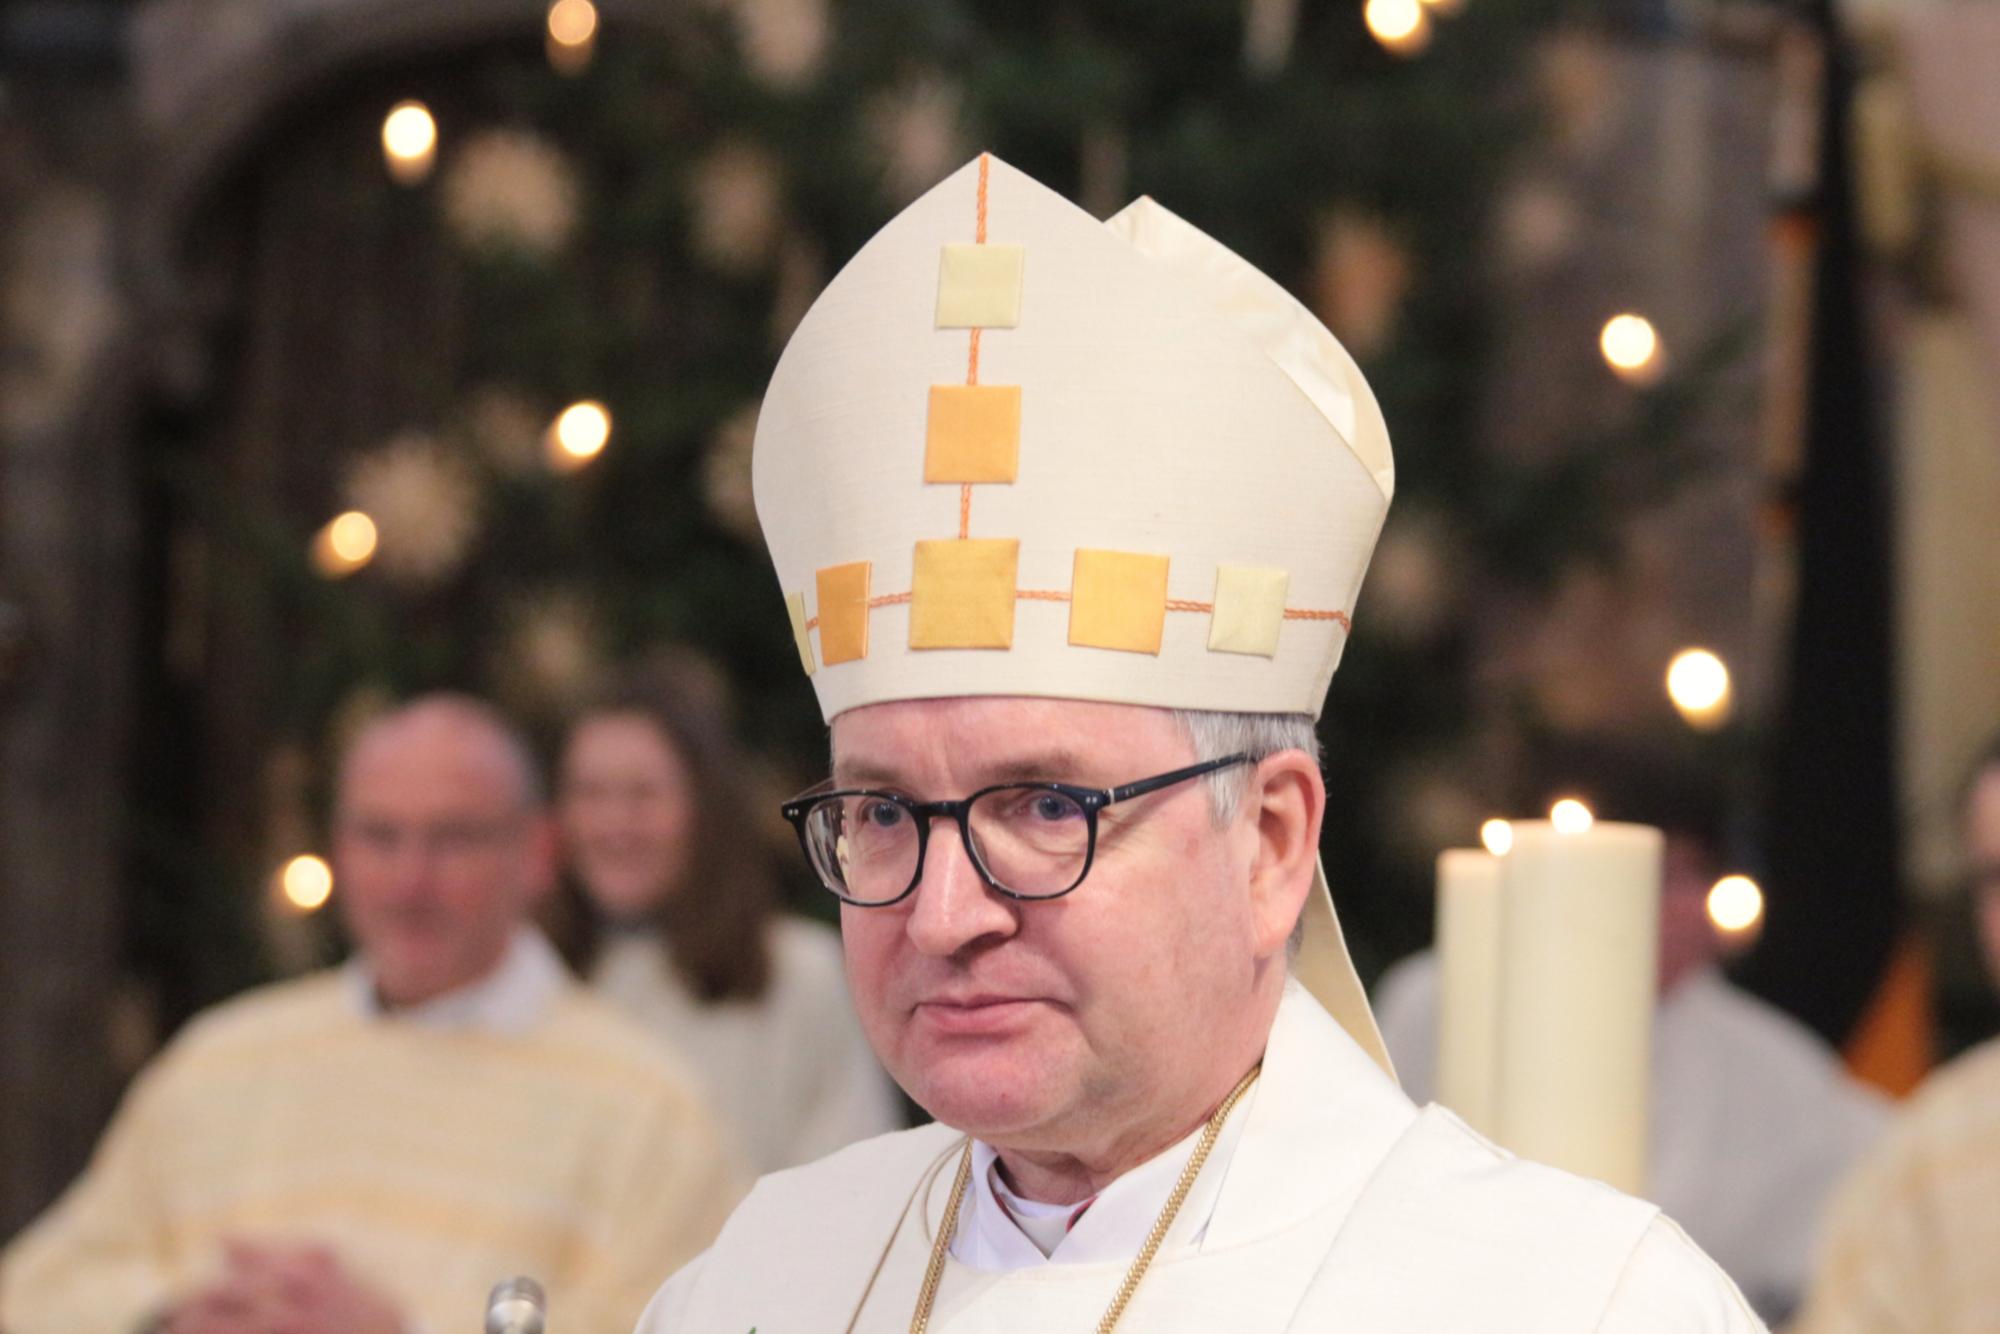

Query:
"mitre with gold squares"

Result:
[[752, 152, 1398, 1075]]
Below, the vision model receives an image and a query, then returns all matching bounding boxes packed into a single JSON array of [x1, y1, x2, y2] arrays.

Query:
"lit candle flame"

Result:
[[1480, 818, 1514, 856], [1549, 798, 1594, 835]]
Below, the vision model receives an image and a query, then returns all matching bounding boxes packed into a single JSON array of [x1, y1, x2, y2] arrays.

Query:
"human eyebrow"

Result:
[[978, 752, 1097, 786], [831, 750, 1100, 792], [828, 761, 905, 790]]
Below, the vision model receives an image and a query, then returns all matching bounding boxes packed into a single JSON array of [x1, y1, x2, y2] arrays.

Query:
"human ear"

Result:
[[1242, 751, 1324, 959]]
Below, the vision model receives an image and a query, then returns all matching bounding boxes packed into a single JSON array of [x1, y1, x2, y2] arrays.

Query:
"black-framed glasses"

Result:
[[780, 754, 1255, 906]]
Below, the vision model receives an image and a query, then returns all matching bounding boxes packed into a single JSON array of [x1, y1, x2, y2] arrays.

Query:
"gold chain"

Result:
[[907, 1065, 1261, 1334], [909, 1138, 975, 1334]]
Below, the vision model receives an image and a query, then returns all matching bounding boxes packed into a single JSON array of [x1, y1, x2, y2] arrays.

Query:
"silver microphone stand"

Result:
[[485, 1277, 547, 1334]]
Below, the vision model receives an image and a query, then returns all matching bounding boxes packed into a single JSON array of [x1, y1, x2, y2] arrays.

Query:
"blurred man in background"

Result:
[[1795, 734, 2000, 1334], [0, 694, 743, 1334], [1374, 794, 1888, 1323]]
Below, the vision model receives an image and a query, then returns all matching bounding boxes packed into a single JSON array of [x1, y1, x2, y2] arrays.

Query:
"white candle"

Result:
[[1493, 819, 1661, 1194], [1435, 848, 1503, 1137]]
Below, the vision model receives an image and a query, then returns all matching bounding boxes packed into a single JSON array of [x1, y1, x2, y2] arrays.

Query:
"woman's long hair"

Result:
[[547, 652, 775, 1002]]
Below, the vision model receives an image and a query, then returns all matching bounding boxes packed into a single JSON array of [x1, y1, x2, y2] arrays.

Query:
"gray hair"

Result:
[[1172, 708, 1322, 958], [1171, 709, 1323, 824]]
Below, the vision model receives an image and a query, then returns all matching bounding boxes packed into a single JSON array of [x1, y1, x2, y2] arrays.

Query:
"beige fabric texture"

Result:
[[0, 973, 745, 1334], [1794, 1036, 2000, 1334]]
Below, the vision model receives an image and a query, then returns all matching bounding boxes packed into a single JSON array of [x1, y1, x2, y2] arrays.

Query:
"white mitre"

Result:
[[752, 153, 1397, 1076]]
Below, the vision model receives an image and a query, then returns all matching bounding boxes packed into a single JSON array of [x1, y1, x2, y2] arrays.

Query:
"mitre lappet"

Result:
[[752, 151, 1397, 1074]]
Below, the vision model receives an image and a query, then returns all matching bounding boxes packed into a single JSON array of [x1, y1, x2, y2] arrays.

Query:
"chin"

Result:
[[592, 879, 669, 917], [901, 1048, 1065, 1140], [372, 940, 474, 1005]]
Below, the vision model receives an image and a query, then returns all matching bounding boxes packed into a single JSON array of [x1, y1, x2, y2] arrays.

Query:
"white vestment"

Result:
[[638, 984, 1764, 1332]]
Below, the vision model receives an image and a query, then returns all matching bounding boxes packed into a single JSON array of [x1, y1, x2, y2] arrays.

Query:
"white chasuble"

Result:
[[639, 984, 1765, 1333]]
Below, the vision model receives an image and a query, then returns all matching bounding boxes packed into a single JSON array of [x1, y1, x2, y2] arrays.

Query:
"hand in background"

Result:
[[163, 1240, 406, 1334]]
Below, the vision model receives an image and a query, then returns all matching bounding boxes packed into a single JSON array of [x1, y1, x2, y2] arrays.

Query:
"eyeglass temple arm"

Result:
[[1104, 753, 1255, 806]]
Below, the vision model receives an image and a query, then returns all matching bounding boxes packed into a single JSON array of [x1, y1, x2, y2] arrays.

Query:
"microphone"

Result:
[[485, 1277, 547, 1334]]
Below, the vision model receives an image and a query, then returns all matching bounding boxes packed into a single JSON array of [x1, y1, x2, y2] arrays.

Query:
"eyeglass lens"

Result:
[[800, 786, 1092, 902]]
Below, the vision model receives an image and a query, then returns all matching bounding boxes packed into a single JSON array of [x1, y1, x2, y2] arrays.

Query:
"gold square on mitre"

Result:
[[1208, 564, 1290, 657], [924, 385, 1022, 484], [935, 244, 1025, 328], [1069, 549, 1171, 655], [815, 561, 872, 665], [751, 152, 1394, 719], [784, 591, 815, 676], [909, 539, 1020, 649]]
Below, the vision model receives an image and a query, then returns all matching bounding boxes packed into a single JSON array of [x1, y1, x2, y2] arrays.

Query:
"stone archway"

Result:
[[0, 0, 727, 1236]]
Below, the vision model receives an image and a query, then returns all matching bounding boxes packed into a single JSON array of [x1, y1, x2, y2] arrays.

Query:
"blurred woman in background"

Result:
[[551, 652, 900, 1174]]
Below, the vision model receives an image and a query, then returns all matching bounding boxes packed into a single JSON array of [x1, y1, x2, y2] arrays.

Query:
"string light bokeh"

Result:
[[276, 855, 334, 913], [381, 100, 438, 184], [547, 400, 612, 470]]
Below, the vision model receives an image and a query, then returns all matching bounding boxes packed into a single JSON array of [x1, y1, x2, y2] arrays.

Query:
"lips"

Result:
[[912, 994, 1049, 1037]]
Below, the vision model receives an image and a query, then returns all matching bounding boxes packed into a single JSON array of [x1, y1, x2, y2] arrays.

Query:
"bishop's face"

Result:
[[831, 696, 1276, 1165]]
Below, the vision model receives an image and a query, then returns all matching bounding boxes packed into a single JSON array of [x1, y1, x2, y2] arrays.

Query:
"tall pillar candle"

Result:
[[1494, 820, 1661, 1195], [1435, 848, 1504, 1137]]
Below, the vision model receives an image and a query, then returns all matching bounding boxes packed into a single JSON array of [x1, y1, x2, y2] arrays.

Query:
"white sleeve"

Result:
[[1369, 951, 1441, 1105], [632, 1250, 706, 1334], [1595, 1216, 1769, 1334]]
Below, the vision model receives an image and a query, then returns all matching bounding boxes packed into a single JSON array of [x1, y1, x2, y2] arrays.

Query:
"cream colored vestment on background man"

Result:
[[0, 931, 745, 1334], [640, 984, 1765, 1333], [1793, 1035, 2000, 1334]]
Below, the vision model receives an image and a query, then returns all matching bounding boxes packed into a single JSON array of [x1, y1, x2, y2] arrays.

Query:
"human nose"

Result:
[[375, 829, 445, 890], [903, 814, 1018, 958]]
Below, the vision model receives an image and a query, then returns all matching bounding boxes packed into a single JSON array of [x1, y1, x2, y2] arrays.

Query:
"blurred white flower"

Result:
[[1311, 210, 1411, 359], [1382, 762, 1488, 861], [458, 385, 547, 477], [704, 401, 762, 540], [1539, 28, 1617, 155], [441, 129, 580, 257], [769, 230, 824, 347], [867, 76, 964, 203], [1361, 510, 1459, 645], [343, 434, 481, 585], [692, 141, 784, 274], [497, 590, 601, 709], [725, 0, 829, 88], [1497, 178, 1579, 274]]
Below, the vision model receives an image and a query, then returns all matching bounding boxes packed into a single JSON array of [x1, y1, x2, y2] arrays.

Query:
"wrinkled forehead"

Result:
[[829, 695, 1194, 789]]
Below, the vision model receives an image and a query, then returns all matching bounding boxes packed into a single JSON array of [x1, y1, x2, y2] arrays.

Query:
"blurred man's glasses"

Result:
[[780, 754, 1254, 906], [338, 818, 521, 860]]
